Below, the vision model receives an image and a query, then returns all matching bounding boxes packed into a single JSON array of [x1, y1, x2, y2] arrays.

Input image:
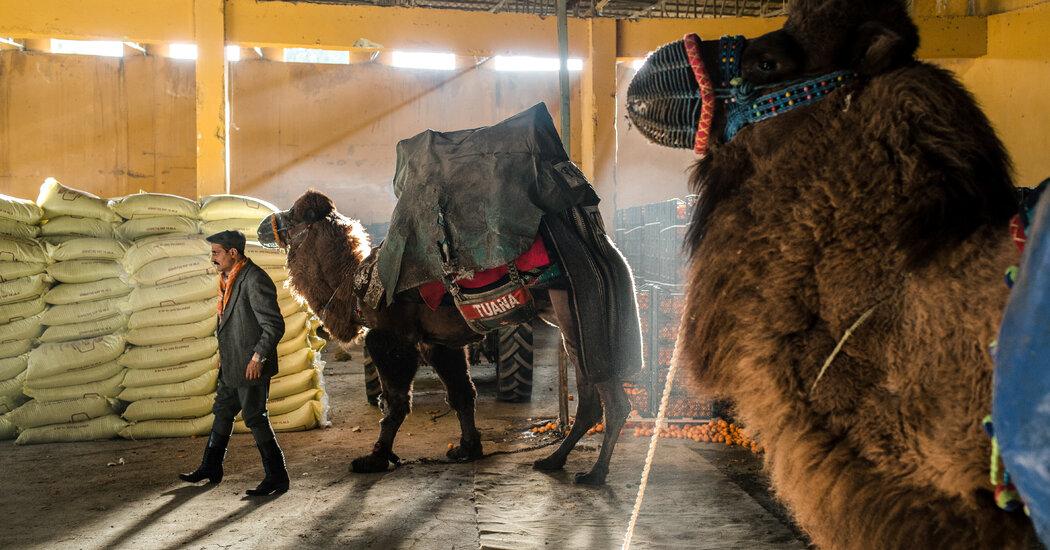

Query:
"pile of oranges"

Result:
[[530, 422, 561, 435], [511, 418, 763, 455], [631, 419, 763, 454]]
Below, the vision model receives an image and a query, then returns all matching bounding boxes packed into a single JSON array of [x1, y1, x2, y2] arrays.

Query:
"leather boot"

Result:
[[245, 438, 289, 496], [179, 431, 229, 484]]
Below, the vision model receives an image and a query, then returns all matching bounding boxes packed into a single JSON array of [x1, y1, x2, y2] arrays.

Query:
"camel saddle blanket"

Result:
[[353, 247, 385, 313], [375, 102, 599, 306]]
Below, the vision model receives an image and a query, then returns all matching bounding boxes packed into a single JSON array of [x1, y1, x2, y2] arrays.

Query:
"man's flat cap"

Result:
[[206, 230, 246, 251]]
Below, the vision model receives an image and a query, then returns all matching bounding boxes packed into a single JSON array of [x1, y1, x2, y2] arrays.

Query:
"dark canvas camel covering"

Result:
[[376, 103, 642, 382], [377, 103, 597, 304]]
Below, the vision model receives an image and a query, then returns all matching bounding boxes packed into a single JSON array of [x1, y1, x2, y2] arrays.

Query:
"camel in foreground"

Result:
[[627, 0, 1035, 547]]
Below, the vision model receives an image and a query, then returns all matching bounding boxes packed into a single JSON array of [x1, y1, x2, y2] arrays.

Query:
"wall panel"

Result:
[[229, 60, 580, 223], [0, 51, 195, 200]]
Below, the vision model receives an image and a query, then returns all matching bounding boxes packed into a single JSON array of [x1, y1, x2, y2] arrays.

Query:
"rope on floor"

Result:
[[622, 356, 679, 550], [399, 434, 565, 466]]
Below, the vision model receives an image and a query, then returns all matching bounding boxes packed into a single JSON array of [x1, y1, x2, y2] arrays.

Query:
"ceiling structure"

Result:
[[264, 0, 788, 20]]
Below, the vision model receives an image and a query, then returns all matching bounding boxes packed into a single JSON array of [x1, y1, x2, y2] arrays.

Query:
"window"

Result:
[[168, 43, 198, 60], [493, 56, 582, 72], [50, 39, 123, 57], [226, 45, 241, 61], [284, 48, 350, 65], [391, 51, 455, 71]]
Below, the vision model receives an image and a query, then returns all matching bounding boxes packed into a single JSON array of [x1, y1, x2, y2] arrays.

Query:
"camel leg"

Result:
[[575, 379, 630, 485], [533, 356, 603, 473], [350, 329, 420, 473], [422, 343, 483, 461], [533, 288, 606, 479]]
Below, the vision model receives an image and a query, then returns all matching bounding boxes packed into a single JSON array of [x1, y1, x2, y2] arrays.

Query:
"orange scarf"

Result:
[[217, 258, 248, 322]]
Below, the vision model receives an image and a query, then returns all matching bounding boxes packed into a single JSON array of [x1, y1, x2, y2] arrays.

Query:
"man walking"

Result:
[[180, 230, 289, 496]]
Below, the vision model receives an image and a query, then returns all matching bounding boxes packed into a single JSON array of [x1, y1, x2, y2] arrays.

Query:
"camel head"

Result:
[[258, 189, 339, 251], [258, 188, 370, 269], [257, 189, 372, 344], [626, 0, 918, 155]]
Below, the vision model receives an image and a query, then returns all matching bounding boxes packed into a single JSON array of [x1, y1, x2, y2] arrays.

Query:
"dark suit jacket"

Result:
[[216, 259, 284, 387]]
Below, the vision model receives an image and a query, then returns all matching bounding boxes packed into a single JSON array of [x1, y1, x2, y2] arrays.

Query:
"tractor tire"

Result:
[[363, 346, 382, 406], [496, 322, 534, 402]]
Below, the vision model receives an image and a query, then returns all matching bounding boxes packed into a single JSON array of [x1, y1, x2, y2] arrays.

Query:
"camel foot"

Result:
[[532, 455, 565, 472], [350, 453, 392, 473], [446, 439, 484, 462], [574, 470, 607, 486]]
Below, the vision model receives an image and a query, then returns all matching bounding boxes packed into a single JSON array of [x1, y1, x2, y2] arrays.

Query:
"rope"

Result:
[[809, 303, 879, 395], [395, 433, 565, 466], [622, 353, 679, 550]]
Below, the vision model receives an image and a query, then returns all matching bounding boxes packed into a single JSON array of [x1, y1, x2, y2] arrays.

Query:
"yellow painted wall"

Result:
[[0, 51, 579, 221], [0, 2, 1046, 214], [0, 51, 197, 200], [934, 2, 1050, 188], [230, 60, 580, 223]]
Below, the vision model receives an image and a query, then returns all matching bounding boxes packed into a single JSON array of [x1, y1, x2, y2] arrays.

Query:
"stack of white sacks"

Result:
[[0, 195, 51, 440], [0, 186, 329, 444], [9, 179, 129, 444], [197, 195, 328, 435], [113, 192, 222, 439]]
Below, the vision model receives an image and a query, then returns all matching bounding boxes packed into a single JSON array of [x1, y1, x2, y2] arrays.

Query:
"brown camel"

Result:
[[258, 189, 636, 485], [627, 0, 1036, 548]]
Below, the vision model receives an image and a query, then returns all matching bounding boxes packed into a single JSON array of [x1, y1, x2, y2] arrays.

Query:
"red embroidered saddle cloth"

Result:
[[417, 233, 552, 311]]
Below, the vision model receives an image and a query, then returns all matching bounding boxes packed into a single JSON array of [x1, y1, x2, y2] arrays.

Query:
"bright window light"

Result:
[[169, 43, 197, 60], [493, 56, 582, 72], [391, 51, 456, 71], [50, 39, 123, 57], [284, 48, 350, 65], [631, 59, 645, 70], [226, 45, 240, 61]]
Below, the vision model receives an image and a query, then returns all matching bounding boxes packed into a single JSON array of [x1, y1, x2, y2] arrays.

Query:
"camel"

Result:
[[626, 0, 1036, 547], [258, 188, 640, 485]]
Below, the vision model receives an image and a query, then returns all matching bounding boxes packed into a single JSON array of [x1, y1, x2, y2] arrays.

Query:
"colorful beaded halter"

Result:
[[625, 33, 859, 155], [712, 35, 858, 142], [682, 34, 715, 155]]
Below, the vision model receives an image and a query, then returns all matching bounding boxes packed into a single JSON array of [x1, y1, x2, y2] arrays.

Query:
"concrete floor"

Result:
[[0, 324, 808, 549]]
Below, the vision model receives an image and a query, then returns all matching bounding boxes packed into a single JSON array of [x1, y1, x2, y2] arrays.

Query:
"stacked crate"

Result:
[[614, 196, 697, 287], [615, 195, 709, 420], [617, 206, 645, 281], [629, 285, 713, 420]]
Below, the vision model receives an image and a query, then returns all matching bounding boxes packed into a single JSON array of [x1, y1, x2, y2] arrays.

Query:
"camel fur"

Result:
[[262, 189, 633, 485], [670, 0, 1036, 548]]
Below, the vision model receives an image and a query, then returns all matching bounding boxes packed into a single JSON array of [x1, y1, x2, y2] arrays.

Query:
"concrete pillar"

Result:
[[580, 18, 617, 223], [194, 0, 229, 197]]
